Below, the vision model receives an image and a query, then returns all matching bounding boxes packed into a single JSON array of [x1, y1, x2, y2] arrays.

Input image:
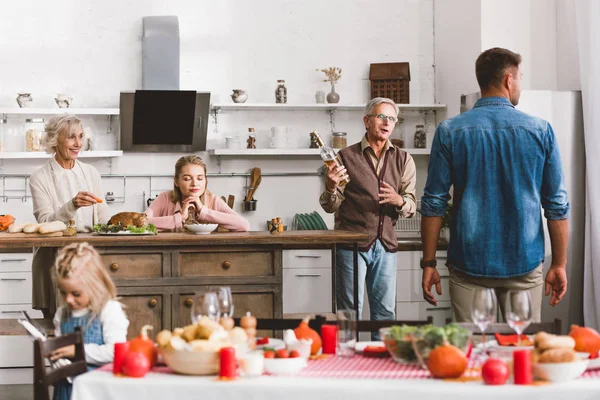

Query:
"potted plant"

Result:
[[317, 67, 342, 103]]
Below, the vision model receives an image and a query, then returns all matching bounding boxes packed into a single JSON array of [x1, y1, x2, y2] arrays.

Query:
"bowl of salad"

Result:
[[380, 323, 472, 367]]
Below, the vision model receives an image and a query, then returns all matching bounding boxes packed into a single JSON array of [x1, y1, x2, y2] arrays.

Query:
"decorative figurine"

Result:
[[309, 132, 320, 149], [247, 128, 256, 149]]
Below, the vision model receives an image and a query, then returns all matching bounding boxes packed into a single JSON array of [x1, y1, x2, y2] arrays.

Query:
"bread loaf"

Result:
[[38, 221, 67, 234], [8, 223, 28, 233], [534, 332, 576, 351], [538, 348, 578, 363], [23, 223, 42, 233]]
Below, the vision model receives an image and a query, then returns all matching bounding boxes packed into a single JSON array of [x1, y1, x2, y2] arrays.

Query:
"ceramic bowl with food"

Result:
[[185, 223, 218, 235], [263, 357, 307, 375], [532, 359, 589, 382]]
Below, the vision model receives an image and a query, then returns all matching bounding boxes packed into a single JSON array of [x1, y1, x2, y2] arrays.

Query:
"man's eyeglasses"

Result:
[[367, 114, 398, 123]]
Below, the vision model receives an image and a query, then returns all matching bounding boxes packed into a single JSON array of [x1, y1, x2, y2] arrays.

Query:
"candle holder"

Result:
[[243, 198, 257, 211]]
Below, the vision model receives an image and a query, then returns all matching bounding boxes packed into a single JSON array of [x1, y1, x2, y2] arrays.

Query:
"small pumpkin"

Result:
[[426, 344, 468, 379], [0, 214, 15, 231], [569, 325, 600, 354], [128, 325, 156, 366], [294, 316, 322, 355]]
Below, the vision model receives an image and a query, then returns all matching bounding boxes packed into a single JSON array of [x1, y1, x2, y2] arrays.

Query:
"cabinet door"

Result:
[[283, 268, 332, 314], [396, 301, 452, 326], [118, 289, 169, 340], [0, 253, 32, 273]]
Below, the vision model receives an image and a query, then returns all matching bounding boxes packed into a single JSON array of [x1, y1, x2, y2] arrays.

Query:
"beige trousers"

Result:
[[448, 265, 544, 323]]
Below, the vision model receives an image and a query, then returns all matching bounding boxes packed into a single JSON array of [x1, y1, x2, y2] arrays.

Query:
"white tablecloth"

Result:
[[72, 368, 600, 400]]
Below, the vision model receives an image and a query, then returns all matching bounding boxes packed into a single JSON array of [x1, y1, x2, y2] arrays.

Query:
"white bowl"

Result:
[[263, 357, 307, 375], [532, 359, 589, 382], [185, 224, 218, 235], [160, 348, 219, 375]]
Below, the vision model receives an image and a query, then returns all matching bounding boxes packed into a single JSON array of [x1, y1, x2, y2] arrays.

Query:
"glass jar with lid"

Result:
[[414, 124, 427, 149], [391, 117, 405, 148], [332, 131, 347, 149], [275, 80, 287, 104], [0, 118, 6, 152], [25, 118, 44, 152]]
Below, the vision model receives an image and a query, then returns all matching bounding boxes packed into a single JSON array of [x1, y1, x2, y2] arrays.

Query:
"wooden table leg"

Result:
[[331, 244, 337, 313]]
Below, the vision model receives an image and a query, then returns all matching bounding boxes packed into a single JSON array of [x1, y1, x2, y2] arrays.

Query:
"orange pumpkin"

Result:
[[569, 325, 600, 354], [294, 316, 322, 355], [129, 325, 156, 366], [0, 215, 15, 231], [426, 344, 468, 379]]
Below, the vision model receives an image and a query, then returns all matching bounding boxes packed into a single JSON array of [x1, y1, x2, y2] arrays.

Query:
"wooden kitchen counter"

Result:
[[0, 230, 366, 339]]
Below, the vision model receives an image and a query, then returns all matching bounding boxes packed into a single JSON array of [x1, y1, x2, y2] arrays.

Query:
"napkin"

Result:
[[494, 333, 533, 346]]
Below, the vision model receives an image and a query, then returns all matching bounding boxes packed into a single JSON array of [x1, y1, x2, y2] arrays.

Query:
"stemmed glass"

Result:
[[471, 288, 497, 357], [191, 291, 220, 323], [505, 290, 532, 346], [217, 286, 234, 318]]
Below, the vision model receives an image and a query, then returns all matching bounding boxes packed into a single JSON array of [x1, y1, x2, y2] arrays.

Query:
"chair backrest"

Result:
[[452, 318, 563, 335], [34, 327, 88, 400], [355, 316, 433, 333], [233, 315, 327, 334]]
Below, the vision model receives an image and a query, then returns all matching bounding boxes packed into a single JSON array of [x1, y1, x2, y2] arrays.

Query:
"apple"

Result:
[[482, 358, 509, 385]]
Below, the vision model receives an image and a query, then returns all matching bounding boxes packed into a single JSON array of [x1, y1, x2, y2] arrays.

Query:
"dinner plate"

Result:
[[256, 338, 285, 350], [355, 341, 385, 353], [577, 352, 600, 370], [476, 339, 534, 353], [93, 231, 156, 236]]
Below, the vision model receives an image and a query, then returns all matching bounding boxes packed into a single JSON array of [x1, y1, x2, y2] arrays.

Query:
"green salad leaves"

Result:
[[93, 223, 157, 235]]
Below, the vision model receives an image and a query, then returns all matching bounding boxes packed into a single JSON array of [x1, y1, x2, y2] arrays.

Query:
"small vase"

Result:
[[231, 89, 248, 103], [326, 85, 339, 104], [16, 93, 33, 108]]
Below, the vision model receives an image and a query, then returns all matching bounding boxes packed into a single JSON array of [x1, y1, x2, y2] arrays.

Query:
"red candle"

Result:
[[321, 325, 338, 354], [113, 342, 130, 375], [219, 347, 237, 379], [513, 349, 532, 385]]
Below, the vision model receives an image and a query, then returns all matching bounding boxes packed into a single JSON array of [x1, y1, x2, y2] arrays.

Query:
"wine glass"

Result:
[[505, 290, 532, 346], [471, 288, 497, 357], [217, 286, 234, 318], [191, 291, 220, 323]]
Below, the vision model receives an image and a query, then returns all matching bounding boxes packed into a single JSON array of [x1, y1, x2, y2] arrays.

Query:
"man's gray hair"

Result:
[[43, 114, 83, 154], [364, 97, 399, 117]]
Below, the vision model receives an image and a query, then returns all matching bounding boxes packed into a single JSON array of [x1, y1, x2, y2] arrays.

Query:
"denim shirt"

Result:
[[421, 97, 570, 278]]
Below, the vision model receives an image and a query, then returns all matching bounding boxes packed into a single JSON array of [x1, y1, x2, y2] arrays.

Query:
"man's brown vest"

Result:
[[336, 143, 407, 252]]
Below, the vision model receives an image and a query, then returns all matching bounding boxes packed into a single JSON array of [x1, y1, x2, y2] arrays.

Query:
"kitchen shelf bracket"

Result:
[[106, 115, 113, 134], [211, 107, 221, 135]]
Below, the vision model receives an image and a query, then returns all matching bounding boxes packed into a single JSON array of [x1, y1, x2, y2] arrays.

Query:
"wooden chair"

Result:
[[34, 326, 88, 400], [233, 315, 327, 334], [355, 316, 434, 333], [448, 318, 563, 335]]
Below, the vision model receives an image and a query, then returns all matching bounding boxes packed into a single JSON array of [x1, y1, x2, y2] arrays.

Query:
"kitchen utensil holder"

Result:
[[243, 198, 257, 211]]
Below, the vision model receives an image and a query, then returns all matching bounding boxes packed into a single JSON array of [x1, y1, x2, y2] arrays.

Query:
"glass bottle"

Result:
[[0, 118, 6, 152], [275, 80, 287, 104], [25, 118, 45, 152], [414, 124, 427, 149], [65, 220, 77, 236], [313, 131, 350, 186]]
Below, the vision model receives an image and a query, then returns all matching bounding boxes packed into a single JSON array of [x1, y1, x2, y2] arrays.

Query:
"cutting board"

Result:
[[0, 231, 64, 238]]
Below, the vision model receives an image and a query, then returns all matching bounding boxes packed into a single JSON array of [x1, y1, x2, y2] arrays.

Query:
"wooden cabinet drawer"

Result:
[[283, 268, 331, 314], [0, 253, 32, 272], [283, 249, 331, 269], [179, 251, 274, 277], [0, 304, 42, 319], [396, 301, 452, 326], [0, 336, 33, 367], [0, 272, 32, 304], [100, 253, 163, 279], [178, 291, 275, 327], [119, 291, 167, 340], [396, 269, 450, 302]]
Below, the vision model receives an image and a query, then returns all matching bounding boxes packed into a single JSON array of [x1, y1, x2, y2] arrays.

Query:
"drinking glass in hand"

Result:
[[471, 288, 497, 356], [191, 291, 220, 323], [506, 290, 532, 346], [217, 286, 234, 317]]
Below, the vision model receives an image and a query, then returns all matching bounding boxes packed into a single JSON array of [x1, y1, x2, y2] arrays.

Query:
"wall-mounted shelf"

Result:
[[211, 103, 446, 112], [0, 108, 119, 115], [208, 148, 431, 156], [0, 151, 123, 159]]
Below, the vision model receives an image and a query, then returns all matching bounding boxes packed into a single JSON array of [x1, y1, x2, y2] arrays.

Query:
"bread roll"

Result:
[[538, 348, 578, 363], [38, 221, 67, 234], [8, 223, 27, 233], [534, 332, 576, 351], [23, 223, 42, 233]]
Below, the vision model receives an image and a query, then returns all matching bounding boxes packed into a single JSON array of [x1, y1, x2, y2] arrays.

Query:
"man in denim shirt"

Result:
[[420, 48, 570, 322]]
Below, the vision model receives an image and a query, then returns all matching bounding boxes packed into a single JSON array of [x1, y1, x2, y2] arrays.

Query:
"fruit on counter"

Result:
[[569, 325, 600, 354], [276, 349, 290, 359], [426, 344, 468, 379], [129, 325, 156, 366], [289, 350, 301, 358], [294, 316, 322, 356], [38, 221, 67, 234], [263, 350, 276, 359], [481, 358, 509, 385], [121, 351, 151, 378], [0, 214, 15, 231]]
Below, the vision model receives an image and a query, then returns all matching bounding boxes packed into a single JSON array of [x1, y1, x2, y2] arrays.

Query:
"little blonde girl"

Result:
[[49, 242, 129, 400]]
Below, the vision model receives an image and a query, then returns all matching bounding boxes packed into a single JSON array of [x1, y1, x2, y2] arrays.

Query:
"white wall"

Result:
[[556, 0, 581, 90], [0, 0, 436, 231]]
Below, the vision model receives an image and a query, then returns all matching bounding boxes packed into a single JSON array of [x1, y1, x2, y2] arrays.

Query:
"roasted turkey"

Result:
[[108, 212, 148, 228]]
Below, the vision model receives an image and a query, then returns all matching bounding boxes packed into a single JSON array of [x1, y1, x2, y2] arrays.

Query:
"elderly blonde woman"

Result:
[[29, 114, 110, 317]]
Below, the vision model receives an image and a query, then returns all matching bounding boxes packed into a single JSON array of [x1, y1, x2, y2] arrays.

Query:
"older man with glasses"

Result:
[[320, 97, 417, 337]]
